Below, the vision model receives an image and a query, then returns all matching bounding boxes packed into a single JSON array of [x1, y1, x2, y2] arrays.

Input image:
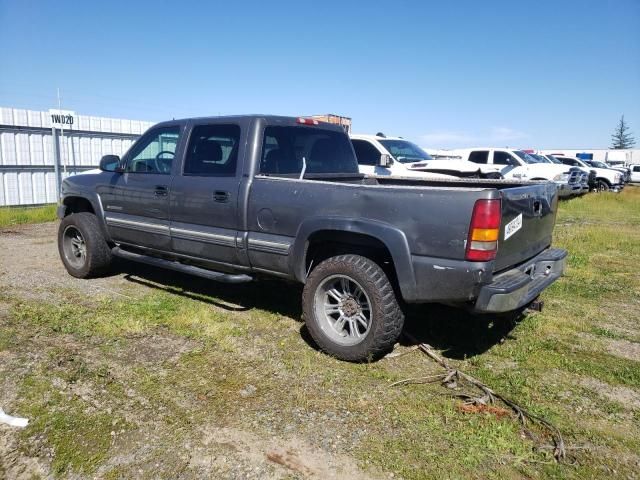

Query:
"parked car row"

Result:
[[348, 133, 630, 197], [548, 154, 626, 192]]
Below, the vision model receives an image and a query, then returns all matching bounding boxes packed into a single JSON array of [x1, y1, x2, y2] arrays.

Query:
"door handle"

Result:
[[154, 185, 168, 196], [213, 190, 230, 203]]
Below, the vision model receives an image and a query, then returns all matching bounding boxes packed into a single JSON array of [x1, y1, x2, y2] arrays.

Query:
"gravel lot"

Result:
[[1, 190, 639, 480], [0, 223, 385, 479]]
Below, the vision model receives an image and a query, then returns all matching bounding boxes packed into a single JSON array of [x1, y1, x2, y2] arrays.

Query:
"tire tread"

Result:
[[58, 212, 112, 278], [302, 254, 404, 362]]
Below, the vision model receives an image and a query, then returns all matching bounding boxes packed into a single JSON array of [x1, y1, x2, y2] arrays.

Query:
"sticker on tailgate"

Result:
[[504, 213, 522, 240]]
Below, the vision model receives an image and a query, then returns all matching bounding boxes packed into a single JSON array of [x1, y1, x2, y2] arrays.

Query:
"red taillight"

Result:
[[465, 199, 501, 262], [297, 117, 319, 126]]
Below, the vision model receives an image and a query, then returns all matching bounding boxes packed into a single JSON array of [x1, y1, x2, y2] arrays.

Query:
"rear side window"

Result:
[[259, 126, 358, 175], [351, 139, 381, 166], [468, 151, 488, 164], [633, 166, 640, 172], [184, 124, 241, 176]]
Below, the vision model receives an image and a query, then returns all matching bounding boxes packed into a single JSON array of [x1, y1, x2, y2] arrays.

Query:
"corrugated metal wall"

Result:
[[0, 107, 154, 206]]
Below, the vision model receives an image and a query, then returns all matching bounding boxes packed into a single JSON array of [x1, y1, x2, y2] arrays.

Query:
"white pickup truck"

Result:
[[630, 164, 640, 183], [350, 134, 499, 179], [453, 148, 577, 198], [552, 155, 623, 192]]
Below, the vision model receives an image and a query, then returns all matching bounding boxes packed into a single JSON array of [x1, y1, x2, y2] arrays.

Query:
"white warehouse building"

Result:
[[0, 107, 154, 206], [536, 148, 639, 165]]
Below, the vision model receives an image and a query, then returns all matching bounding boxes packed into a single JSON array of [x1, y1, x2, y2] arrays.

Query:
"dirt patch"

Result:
[[118, 334, 201, 366], [579, 377, 640, 410], [603, 338, 640, 363], [195, 426, 381, 480], [88, 423, 382, 479], [0, 222, 141, 304], [0, 427, 49, 480]]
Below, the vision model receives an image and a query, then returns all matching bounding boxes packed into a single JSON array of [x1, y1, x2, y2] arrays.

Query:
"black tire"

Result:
[[302, 254, 405, 362], [597, 179, 610, 192], [58, 212, 113, 278]]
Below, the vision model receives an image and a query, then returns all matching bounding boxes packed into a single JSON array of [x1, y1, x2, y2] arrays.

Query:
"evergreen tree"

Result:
[[610, 115, 636, 149]]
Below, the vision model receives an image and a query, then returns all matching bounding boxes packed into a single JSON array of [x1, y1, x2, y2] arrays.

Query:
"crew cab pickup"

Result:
[[57, 115, 567, 362], [553, 155, 623, 192]]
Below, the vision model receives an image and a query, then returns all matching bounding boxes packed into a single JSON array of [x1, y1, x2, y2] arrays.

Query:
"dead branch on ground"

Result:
[[392, 334, 566, 461]]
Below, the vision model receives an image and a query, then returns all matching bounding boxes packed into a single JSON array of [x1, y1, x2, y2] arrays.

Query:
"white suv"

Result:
[[350, 134, 496, 179]]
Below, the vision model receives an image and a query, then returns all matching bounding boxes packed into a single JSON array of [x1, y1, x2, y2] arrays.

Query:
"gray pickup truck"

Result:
[[56, 115, 567, 361]]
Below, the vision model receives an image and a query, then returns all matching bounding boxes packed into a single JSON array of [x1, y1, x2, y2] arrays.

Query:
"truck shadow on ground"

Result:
[[399, 304, 523, 360], [116, 260, 523, 360]]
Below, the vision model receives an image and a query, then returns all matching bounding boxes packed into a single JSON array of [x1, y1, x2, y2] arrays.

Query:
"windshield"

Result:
[[531, 153, 550, 163], [514, 150, 542, 164], [546, 155, 563, 164], [378, 140, 432, 163], [590, 161, 609, 168], [574, 158, 588, 168]]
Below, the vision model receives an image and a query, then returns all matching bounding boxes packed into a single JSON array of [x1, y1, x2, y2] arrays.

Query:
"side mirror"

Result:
[[99, 154, 122, 172], [378, 154, 392, 168]]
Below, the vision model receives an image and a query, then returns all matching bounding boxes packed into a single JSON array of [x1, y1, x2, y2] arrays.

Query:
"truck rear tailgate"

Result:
[[494, 182, 559, 272]]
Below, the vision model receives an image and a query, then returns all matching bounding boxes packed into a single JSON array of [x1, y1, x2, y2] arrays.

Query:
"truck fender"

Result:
[[59, 191, 112, 243], [290, 217, 417, 298]]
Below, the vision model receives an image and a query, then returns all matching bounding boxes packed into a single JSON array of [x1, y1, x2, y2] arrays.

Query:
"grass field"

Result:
[[1, 187, 639, 479], [0, 204, 57, 228]]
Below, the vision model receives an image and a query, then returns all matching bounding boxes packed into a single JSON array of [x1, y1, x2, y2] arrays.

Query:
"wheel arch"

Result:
[[59, 195, 112, 242], [290, 218, 417, 301], [61, 196, 96, 216]]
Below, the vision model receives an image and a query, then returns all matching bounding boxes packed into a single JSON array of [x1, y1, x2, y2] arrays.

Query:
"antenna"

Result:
[[299, 156, 307, 180]]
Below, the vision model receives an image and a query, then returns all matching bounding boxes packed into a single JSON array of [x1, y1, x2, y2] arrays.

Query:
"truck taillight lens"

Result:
[[466, 199, 501, 262]]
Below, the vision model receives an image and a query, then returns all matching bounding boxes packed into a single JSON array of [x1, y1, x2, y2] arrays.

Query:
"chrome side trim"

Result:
[[170, 227, 236, 247], [105, 216, 169, 235], [248, 238, 291, 255]]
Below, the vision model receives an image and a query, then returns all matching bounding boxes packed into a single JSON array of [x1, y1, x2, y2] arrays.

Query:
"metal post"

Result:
[[51, 126, 62, 199]]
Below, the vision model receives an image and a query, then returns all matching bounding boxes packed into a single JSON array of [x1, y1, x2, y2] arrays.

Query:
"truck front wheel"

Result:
[[596, 179, 610, 191], [302, 254, 404, 362], [58, 212, 113, 278]]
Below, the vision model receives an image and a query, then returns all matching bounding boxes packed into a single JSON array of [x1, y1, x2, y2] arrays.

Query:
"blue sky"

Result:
[[1, 0, 639, 149]]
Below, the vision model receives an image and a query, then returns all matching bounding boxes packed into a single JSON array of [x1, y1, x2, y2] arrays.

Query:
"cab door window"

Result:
[[351, 139, 381, 166], [126, 126, 180, 174], [493, 151, 517, 166]]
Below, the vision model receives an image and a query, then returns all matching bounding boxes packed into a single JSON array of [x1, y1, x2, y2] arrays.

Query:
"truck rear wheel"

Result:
[[302, 254, 404, 362], [58, 212, 113, 278]]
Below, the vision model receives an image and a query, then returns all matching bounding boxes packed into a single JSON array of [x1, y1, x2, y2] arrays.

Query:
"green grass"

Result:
[[0, 204, 57, 227], [2, 187, 639, 478]]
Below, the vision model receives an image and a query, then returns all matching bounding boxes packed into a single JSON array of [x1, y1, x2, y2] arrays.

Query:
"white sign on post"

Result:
[[49, 109, 76, 129]]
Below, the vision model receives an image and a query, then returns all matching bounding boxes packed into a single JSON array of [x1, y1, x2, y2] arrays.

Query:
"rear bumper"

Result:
[[473, 248, 567, 313]]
